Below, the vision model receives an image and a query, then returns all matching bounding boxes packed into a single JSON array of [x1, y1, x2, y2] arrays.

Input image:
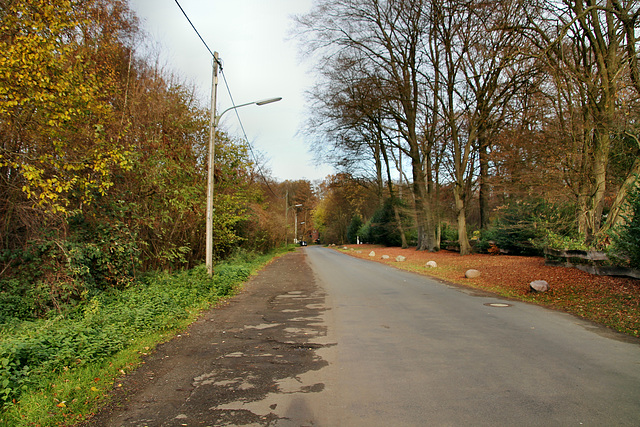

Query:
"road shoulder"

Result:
[[85, 249, 331, 426]]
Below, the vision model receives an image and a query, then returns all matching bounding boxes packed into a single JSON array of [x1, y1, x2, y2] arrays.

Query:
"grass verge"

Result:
[[0, 246, 293, 426]]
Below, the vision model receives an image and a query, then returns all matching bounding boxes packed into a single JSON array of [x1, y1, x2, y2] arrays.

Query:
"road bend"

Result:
[[298, 246, 640, 426]]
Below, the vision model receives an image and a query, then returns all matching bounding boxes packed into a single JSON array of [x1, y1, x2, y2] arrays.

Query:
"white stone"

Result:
[[381, 255, 390, 260], [465, 269, 481, 279], [530, 280, 549, 292], [396, 255, 407, 262], [369, 251, 376, 257], [426, 261, 438, 268]]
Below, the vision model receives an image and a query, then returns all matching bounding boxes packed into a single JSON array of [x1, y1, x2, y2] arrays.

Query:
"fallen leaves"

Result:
[[340, 245, 640, 337]]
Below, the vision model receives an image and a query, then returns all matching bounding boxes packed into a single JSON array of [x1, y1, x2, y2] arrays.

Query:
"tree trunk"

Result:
[[374, 138, 384, 205], [585, 127, 611, 239], [412, 158, 437, 251], [478, 135, 490, 230], [381, 138, 408, 249], [600, 154, 640, 234], [453, 184, 471, 255]]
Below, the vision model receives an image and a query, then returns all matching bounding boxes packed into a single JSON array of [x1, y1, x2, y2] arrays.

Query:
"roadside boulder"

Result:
[[425, 261, 438, 268], [530, 280, 549, 293], [369, 251, 376, 257], [381, 255, 390, 260], [465, 269, 481, 279], [396, 255, 406, 262]]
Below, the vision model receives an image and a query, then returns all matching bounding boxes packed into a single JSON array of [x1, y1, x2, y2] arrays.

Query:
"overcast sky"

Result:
[[128, 0, 333, 182]]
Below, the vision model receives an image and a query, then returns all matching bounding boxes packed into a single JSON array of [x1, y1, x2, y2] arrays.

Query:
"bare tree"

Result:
[[429, 0, 527, 254], [521, 0, 635, 241], [296, 0, 440, 250]]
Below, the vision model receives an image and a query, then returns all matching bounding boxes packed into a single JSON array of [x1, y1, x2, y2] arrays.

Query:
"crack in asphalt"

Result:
[[85, 250, 333, 427]]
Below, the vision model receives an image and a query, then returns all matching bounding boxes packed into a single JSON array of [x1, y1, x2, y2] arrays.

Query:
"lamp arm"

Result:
[[214, 97, 282, 126]]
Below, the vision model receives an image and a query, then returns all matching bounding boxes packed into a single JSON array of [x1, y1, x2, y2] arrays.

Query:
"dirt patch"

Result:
[[338, 245, 640, 337], [84, 249, 331, 426]]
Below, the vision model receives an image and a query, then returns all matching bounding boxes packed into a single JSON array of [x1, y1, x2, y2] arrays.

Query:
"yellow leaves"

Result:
[[0, 0, 129, 213]]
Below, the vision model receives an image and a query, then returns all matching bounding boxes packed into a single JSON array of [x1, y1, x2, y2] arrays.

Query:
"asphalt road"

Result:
[[89, 246, 640, 426], [302, 246, 640, 426]]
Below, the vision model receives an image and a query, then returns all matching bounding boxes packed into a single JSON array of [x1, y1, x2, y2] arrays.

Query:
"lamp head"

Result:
[[255, 97, 282, 106]]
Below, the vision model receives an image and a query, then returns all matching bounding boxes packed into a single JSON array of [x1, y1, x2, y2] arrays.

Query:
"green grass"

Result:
[[0, 248, 289, 426]]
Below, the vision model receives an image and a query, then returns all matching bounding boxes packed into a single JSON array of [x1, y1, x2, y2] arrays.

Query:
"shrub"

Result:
[[440, 223, 458, 242], [361, 198, 410, 247], [347, 215, 363, 244], [611, 182, 640, 269], [479, 199, 577, 255]]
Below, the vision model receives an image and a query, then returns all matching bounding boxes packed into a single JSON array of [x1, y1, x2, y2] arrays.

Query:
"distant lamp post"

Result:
[[206, 51, 281, 276], [293, 204, 303, 244]]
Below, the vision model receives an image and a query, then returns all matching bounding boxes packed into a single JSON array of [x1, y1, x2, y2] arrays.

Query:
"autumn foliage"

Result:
[[340, 245, 640, 338], [0, 0, 289, 318]]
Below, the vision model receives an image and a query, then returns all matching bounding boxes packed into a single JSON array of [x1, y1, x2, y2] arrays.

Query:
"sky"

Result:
[[128, 0, 333, 182]]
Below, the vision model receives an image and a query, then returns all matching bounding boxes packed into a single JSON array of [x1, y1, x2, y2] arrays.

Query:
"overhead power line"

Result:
[[173, 0, 279, 195], [173, 0, 221, 68]]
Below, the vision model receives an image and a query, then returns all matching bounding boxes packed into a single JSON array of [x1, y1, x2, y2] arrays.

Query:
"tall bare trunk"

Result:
[[380, 138, 408, 249], [412, 154, 437, 251], [478, 135, 490, 230], [453, 184, 471, 255]]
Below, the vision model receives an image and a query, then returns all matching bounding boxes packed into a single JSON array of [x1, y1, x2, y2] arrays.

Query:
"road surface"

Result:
[[89, 247, 640, 426]]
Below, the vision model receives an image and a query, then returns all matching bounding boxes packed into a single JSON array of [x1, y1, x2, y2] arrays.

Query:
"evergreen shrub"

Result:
[[611, 182, 640, 269]]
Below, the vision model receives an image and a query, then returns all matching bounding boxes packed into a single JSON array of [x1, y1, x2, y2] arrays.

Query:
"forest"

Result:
[[1, 0, 640, 325], [299, 0, 640, 264], [0, 0, 322, 320]]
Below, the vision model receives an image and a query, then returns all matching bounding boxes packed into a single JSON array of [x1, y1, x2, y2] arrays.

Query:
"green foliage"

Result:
[[478, 199, 578, 255], [540, 230, 588, 251], [0, 257, 258, 409], [440, 223, 458, 242], [0, 208, 142, 321], [611, 182, 640, 268], [347, 215, 364, 244], [359, 198, 409, 247]]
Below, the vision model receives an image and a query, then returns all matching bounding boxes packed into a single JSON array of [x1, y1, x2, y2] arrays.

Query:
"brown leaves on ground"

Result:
[[338, 245, 640, 338]]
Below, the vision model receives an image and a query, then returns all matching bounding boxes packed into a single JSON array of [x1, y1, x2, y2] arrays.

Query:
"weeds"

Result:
[[0, 248, 284, 426]]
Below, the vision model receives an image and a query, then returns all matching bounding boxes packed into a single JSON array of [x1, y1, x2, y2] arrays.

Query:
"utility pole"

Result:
[[285, 189, 289, 245], [206, 52, 219, 277], [293, 203, 302, 244]]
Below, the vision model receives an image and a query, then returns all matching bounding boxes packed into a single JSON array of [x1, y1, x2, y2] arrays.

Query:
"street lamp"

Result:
[[293, 204, 302, 244], [215, 97, 283, 126], [206, 51, 281, 276]]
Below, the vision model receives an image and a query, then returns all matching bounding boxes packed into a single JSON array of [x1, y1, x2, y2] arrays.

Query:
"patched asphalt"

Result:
[[86, 249, 333, 426]]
